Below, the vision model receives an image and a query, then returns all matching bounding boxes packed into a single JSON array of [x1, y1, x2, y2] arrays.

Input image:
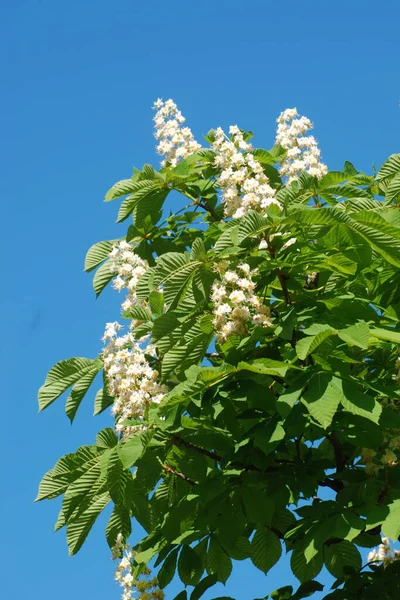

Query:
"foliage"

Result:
[[37, 102, 400, 599]]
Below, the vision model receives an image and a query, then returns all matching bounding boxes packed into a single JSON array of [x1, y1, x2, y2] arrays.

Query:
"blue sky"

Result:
[[2, 1, 400, 598]]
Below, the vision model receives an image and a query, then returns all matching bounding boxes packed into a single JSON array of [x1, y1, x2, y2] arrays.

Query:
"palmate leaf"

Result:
[[38, 357, 102, 413]]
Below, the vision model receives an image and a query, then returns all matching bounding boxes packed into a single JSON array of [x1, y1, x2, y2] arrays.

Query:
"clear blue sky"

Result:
[[2, 1, 400, 598]]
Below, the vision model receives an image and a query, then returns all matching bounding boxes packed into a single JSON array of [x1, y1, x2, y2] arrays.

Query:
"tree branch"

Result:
[[198, 200, 222, 221], [277, 269, 291, 305], [163, 462, 195, 486]]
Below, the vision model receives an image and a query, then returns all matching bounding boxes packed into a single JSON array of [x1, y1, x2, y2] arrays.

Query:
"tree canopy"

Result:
[[37, 100, 400, 599]]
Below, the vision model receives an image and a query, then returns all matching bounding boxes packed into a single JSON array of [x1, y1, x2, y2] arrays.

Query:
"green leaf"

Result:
[[251, 528, 281, 574], [338, 322, 369, 349], [381, 499, 400, 540], [105, 178, 136, 201], [67, 492, 110, 555], [117, 435, 144, 468], [323, 540, 361, 578], [65, 368, 99, 422], [158, 548, 179, 589], [370, 327, 400, 344], [38, 357, 101, 413], [386, 172, 400, 204], [302, 374, 343, 429], [106, 504, 132, 550], [93, 260, 114, 297], [296, 327, 336, 360], [238, 359, 291, 378], [93, 387, 114, 416], [291, 547, 323, 583], [178, 545, 203, 586], [190, 574, 218, 600], [84, 240, 118, 272], [341, 380, 382, 424], [376, 153, 400, 182], [206, 538, 232, 583]]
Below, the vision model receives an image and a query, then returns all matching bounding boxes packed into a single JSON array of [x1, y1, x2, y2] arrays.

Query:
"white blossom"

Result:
[[276, 108, 328, 183], [153, 98, 201, 168], [212, 262, 271, 341], [367, 537, 400, 567], [102, 322, 167, 438], [212, 126, 281, 218]]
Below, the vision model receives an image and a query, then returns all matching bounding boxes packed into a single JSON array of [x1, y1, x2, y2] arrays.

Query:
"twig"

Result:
[[326, 433, 346, 473], [163, 463, 195, 486], [198, 200, 222, 221], [277, 269, 291, 305]]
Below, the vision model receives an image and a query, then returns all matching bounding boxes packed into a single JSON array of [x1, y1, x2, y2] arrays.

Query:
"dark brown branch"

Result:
[[198, 200, 221, 221], [327, 433, 346, 473], [318, 478, 343, 493], [171, 435, 222, 461], [163, 463, 195, 486], [277, 269, 291, 305]]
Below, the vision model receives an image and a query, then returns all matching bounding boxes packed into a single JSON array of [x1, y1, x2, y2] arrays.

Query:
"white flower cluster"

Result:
[[368, 537, 400, 567], [212, 262, 271, 341], [153, 98, 201, 168], [112, 534, 135, 600], [212, 125, 281, 218], [109, 241, 148, 314], [102, 322, 167, 437], [276, 108, 328, 183]]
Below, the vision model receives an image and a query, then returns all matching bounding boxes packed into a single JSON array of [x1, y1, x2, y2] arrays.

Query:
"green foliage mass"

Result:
[[37, 124, 400, 599]]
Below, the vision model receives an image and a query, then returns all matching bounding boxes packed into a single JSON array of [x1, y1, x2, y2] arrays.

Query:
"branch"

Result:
[[318, 478, 343, 493], [277, 269, 291, 305], [163, 463, 195, 486], [327, 433, 346, 473], [198, 200, 222, 221], [171, 435, 222, 461]]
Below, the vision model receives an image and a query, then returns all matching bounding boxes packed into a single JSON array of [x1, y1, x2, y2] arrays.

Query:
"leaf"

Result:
[[67, 492, 110, 555], [178, 545, 203, 586], [65, 368, 99, 422], [106, 505, 132, 550], [302, 374, 343, 429], [93, 260, 114, 297], [38, 357, 101, 412], [292, 581, 324, 599], [291, 547, 323, 583], [381, 499, 400, 540], [250, 528, 281, 574], [206, 538, 232, 583], [84, 240, 117, 272], [338, 322, 369, 349], [93, 387, 114, 416], [386, 172, 400, 204], [370, 327, 400, 344], [117, 435, 144, 468], [105, 178, 137, 201], [341, 380, 382, 424], [376, 153, 400, 182], [238, 358, 291, 378], [190, 574, 218, 600], [323, 540, 361, 578], [296, 327, 336, 360], [158, 548, 179, 589]]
